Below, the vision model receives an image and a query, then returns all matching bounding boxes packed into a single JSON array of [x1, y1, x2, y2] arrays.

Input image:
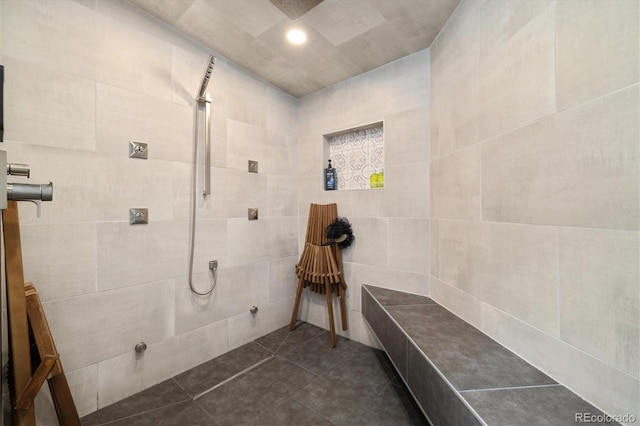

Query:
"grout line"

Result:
[[459, 383, 563, 394], [253, 338, 277, 354], [384, 302, 436, 308], [192, 355, 275, 401], [273, 329, 292, 354], [98, 400, 193, 426]]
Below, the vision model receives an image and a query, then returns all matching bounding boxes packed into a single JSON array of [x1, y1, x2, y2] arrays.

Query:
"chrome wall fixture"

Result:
[[0, 150, 53, 216], [189, 56, 218, 296], [198, 56, 215, 197], [134, 342, 147, 353]]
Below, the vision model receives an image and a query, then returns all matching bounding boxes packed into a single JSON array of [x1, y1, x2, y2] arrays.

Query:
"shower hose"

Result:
[[188, 100, 217, 296]]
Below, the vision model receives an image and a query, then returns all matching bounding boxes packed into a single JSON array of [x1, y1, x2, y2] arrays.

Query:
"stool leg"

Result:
[[339, 281, 348, 331], [325, 281, 336, 347], [290, 275, 305, 330]]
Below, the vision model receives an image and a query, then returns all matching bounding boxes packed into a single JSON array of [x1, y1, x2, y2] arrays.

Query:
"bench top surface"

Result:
[[363, 284, 615, 426]]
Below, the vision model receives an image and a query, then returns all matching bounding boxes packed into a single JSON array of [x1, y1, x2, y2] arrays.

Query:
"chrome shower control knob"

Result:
[[250, 306, 258, 314], [135, 342, 147, 353]]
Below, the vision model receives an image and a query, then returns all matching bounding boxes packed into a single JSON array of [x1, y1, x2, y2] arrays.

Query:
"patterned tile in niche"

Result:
[[328, 124, 384, 190]]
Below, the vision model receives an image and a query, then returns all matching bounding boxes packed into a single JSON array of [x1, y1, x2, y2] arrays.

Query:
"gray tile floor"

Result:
[[81, 322, 428, 426]]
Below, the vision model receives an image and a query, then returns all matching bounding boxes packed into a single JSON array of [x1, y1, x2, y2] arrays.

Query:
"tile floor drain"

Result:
[[192, 355, 275, 400]]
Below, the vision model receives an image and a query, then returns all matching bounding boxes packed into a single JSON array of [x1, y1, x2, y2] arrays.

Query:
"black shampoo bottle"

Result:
[[325, 159, 336, 190]]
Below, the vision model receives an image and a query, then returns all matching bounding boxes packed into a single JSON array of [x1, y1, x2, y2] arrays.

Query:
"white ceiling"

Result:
[[127, 0, 460, 98]]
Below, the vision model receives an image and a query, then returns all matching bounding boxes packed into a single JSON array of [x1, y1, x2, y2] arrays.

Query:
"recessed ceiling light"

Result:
[[287, 28, 307, 45]]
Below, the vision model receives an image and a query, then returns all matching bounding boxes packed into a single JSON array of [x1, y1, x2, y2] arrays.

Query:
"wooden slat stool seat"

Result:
[[290, 203, 348, 347]]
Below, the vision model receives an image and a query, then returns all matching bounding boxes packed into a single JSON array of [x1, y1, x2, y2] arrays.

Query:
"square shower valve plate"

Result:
[[129, 141, 148, 159]]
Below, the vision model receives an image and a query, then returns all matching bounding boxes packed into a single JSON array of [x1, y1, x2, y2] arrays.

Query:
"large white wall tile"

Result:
[[430, 219, 439, 278], [226, 119, 268, 172], [480, 222, 559, 336], [384, 107, 429, 166], [3, 56, 96, 151], [268, 256, 298, 304], [93, 154, 175, 223], [188, 218, 228, 275], [438, 219, 483, 297], [95, 8, 172, 100], [217, 262, 270, 321], [430, 144, 481, 221], [430, 0, 479, 91], [345, 218, 388, 267], [174, 272, 228, 335], [1, 0, 99, 80], [265, 87, 298, 138], [268, 216, 299, 259], [267, 174, 298, 217], [96, 83, 193, 163], [378, 49, 430, 115], [171, 161, 195, 221], [430, 0, 478, 160], [202, 167, 268, 219], [378, 162, 429, 218], [387, 218, 429, 275], [478, 0, 552, 58], [227, 297, 291, 350], [349, 186, 384, 219], [97, 221, 185, 291], [559, 228, 639, 378], [265, 130, 298, 176], [431, 69, 478, 158], [439, 220, 560, 336], [482, 86, 639, 230], [44, 280, 175, 372], [297, 135, 322, 177], [170, 43, 216, 107], [210, 95, 230, 169], [227, 218, 267, 267], [21, 223, 97, 302], [556, 0, 640, 110], [477, 1, 555, 141], [221, 62, 268, 127]]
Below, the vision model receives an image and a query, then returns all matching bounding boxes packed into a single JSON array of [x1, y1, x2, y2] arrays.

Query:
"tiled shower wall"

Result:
[[1, 0, 637, 424], [297, 50, 430, 347], [0, 0, 298, 420], [429, 0, 639, 421]]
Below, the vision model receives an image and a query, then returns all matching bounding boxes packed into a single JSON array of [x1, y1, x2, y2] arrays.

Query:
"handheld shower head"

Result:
[[198, 56, 216, 101]]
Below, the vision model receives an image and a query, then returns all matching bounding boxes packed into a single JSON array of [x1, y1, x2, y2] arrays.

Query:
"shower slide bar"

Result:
[[199, 93, 212, 196], [197, 56, 215, 197]]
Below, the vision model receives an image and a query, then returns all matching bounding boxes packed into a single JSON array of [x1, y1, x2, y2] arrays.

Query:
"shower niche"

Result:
[[323, 121, 384, 191]]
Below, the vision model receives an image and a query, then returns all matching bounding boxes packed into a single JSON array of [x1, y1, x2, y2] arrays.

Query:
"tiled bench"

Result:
[[362, 285, 616, 426]]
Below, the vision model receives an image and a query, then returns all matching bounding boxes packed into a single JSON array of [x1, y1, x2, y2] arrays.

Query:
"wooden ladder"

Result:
[[3, 201, 80, 426]]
